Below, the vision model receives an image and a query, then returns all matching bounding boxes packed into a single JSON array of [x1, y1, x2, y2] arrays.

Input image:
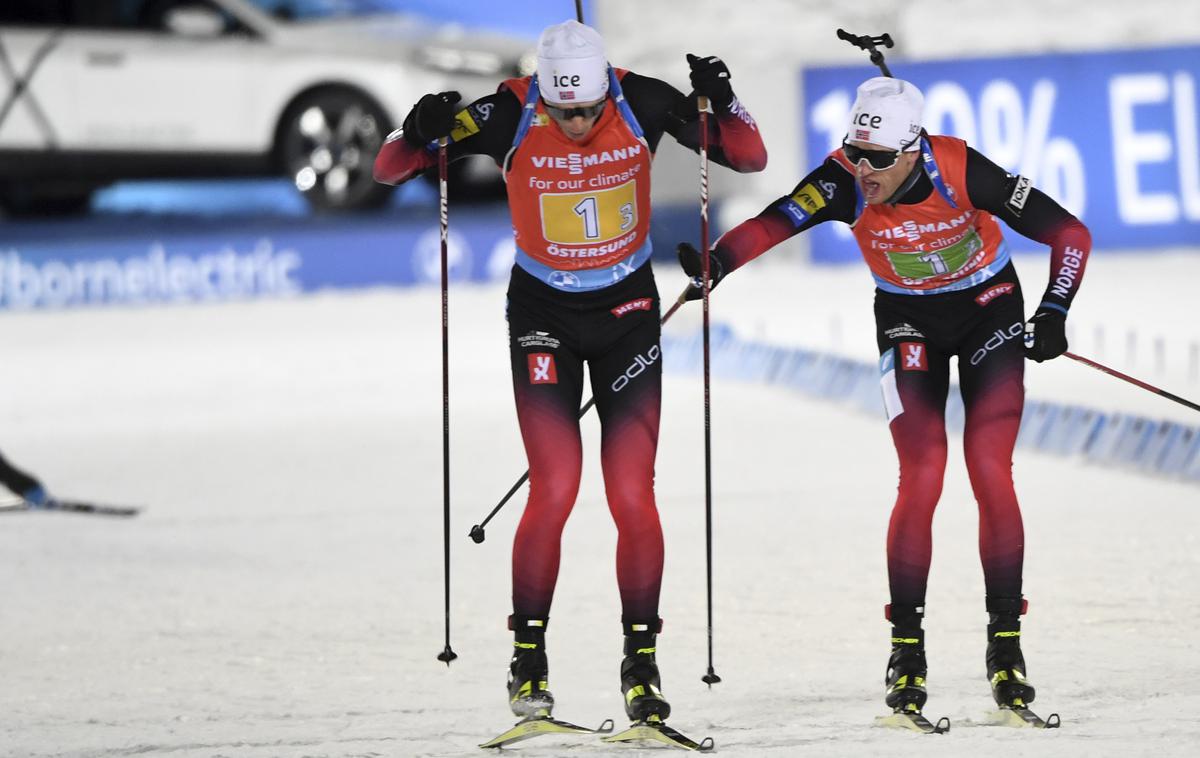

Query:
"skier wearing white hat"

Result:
[[376, 19, 766, 735], [677, 75, 1091, 726]]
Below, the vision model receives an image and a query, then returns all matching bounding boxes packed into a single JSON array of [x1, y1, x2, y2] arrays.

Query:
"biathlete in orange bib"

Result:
[[375, 19, 765, 725], [677, 77, 1090, 721]]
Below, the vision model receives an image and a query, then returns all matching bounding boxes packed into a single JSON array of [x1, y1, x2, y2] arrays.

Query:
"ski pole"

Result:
[[468, 285, 693, 545], [435, 136, 458, 666], [696, 94, 721, 688], [1064, 351, 1200, 413], [836, 28, 895, 77], [574, 0, 584, 23]]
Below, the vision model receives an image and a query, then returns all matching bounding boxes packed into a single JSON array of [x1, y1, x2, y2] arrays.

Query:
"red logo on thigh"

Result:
[[899, 342, 928, 371], [528, 353, 558, 384], [975, 282, 1014, 306], [611, 298, 653, 317]]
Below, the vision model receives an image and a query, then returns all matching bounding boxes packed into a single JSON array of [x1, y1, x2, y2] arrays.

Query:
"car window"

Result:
[[136, 1, 253, 35]]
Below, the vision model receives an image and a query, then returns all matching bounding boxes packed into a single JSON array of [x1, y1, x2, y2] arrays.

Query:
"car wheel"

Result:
[[277, 88, 394, 212]]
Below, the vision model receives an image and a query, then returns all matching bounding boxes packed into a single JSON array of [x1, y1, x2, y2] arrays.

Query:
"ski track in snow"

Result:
[[1, 256, 1197, 757]]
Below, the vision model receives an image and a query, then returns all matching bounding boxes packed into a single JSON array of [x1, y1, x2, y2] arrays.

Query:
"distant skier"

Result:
[[0, 449, 50, 506], [677, 77, 1089, 723], [375, 19, 766, 730]]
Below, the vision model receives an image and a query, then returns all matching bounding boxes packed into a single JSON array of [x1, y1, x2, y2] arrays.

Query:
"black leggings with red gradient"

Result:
[[506, 263, 663, 624], [875, 263, 1027, 609]]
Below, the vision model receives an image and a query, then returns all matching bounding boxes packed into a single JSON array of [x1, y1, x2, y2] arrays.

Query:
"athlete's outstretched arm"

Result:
[[373, 91, 520, 186], [718, 159, 857, 271], [678, 159, 857, 299]]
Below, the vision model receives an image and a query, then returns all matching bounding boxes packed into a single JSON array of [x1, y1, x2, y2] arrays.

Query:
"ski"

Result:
[[602, 715, 714, 751], [875, 709, 951, 734], [0, 498, 141, 517], [479, 714, 614, 749], [985, 705, 1061, 729]]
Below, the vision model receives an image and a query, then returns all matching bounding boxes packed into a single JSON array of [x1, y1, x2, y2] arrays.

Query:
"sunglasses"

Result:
[[843, 135, 922, 171], [842, 140, 906, 171], [544, 100, 606, 121]]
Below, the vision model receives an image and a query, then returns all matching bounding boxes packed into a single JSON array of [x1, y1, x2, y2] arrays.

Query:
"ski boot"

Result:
[[620, 618, 671, 722], [986, 597, 1036, 708], [884, 603, 928, 714], [507, 615, 554, 718]]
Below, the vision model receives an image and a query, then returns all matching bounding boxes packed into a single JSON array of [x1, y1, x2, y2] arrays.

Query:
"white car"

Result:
[[0, 0, 534, 213]]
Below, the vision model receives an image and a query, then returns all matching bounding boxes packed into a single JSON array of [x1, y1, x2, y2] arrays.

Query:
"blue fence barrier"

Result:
[[663, 325, 1200, 485], [802, 44, 1200, 263]]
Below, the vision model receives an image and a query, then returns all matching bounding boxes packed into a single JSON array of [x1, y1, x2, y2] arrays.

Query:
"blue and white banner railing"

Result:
[[663, 325, 1200, 485]]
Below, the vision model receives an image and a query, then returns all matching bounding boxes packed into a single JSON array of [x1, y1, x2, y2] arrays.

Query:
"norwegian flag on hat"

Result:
[[558, 91, 575, 100]]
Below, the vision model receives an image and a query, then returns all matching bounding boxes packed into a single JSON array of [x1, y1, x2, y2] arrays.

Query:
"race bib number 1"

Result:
[[540, 180, 637, 244], [885, 229, 983, 281]]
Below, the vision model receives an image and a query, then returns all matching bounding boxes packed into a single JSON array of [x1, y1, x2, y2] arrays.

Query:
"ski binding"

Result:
[[875, 704, 951, 734], [986, 703, 1061, 729], [602, 715, 714, 751], [479, 713, 614, 749]]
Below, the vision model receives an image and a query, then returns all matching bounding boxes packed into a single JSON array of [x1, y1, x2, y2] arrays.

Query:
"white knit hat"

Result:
[[847, 77, 924, 151], [536, 20, 609, 105]]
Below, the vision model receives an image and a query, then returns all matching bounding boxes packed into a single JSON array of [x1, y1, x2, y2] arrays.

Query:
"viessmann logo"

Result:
[[870, 211, 972, 243], [530, 144, 643, 176]]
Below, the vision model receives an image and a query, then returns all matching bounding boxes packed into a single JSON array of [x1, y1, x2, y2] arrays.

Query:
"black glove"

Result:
[[677, 242, 725, 301], [1023, 308, 1068, 362], [401, 91, 462, 147], [686, 53, 733, 111]]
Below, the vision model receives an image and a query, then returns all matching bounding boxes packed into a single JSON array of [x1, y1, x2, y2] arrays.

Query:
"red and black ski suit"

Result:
[[708, 135, 1090, 614], [375, 71, 766, 626]]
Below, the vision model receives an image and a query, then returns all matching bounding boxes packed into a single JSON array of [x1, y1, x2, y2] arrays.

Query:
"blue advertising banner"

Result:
[[802, 45, 1200, 263], [0, 209, 517, 310]]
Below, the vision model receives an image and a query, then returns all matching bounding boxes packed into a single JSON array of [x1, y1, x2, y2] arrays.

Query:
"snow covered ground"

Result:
[[4, 0, 1198, 754], [2, 255, 1198, 757]]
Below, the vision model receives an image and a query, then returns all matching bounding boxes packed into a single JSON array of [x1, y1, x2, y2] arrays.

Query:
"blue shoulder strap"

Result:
[[920, 136, 958, 209], [510, 74, 543, 149], [502, 75, 545, 181], [607, 66, 645, 143], [852, 179, 866, 223]]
